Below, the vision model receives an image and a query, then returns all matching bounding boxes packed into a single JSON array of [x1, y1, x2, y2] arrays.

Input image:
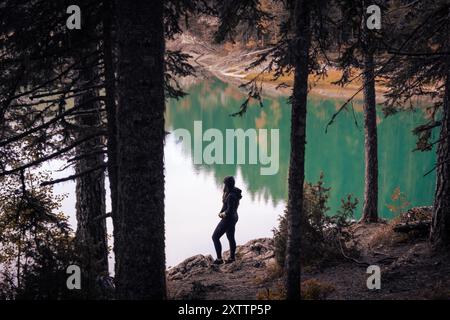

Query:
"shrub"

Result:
[[0, 173, 78, 300], [272, 213, 288, 268], [254, 260, 283, 285], [273, 174, 359, 268], [301, 279, 335, 300], [256, 284, 285, 300]]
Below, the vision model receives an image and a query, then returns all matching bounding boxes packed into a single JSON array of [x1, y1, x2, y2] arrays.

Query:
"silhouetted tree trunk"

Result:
[[102, 0, 118, 241], [359, 0, 379, 223], [114, 0, 166, 299], [74, 66, 109, 299], [285, 0, 310, 300], [361, 49, 379, 223], [431, 69, 450, 248]]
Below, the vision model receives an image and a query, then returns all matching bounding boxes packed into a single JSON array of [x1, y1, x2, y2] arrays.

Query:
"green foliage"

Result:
[[272, 211, 288, 268], [335, 194, 359, 225], [273, 174, 359, 268], [326, 194, 359, 242], [303, 173, 331, 235], [0, 172, 78, 300]]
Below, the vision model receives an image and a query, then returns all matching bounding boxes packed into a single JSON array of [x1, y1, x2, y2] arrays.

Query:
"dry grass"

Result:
[[256, 284, 285, 300], [256, 279, 336, 300], [301, 279, 336, 300], [244, 68, 387, 95], [367, 217, 409, 249], [253, 260, 283, 285]]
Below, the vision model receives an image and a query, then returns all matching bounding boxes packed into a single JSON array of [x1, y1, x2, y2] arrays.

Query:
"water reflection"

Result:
[[166, 77, 437, 220], [50, 77, 437, 267]]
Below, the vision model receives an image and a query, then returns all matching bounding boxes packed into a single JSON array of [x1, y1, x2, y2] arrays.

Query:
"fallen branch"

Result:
[[393, 220, 431, 233]]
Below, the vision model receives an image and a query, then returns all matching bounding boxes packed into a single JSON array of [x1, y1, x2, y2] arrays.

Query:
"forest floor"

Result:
[[166, 213, 450, 300]]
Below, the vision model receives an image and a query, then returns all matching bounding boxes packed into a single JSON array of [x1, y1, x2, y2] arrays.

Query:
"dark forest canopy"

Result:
[[0, 0, 449, 300]]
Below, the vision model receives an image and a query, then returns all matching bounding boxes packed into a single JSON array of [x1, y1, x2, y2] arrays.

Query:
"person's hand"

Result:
[[218, 212, 226, 219]]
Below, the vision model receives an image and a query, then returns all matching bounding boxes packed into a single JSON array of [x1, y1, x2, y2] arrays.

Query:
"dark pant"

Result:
[[212, 216, 238, 260]]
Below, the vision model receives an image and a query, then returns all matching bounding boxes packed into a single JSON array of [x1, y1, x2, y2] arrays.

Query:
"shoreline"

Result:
[[167, 34, 388, 102]]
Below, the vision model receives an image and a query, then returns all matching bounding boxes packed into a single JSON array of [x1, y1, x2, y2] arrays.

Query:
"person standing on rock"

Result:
[[212, 176, 242, 265]]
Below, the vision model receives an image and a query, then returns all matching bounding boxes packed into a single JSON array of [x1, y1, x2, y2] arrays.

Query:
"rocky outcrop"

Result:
[[166, 238, 279, 300], [167, 254, 214, 281]]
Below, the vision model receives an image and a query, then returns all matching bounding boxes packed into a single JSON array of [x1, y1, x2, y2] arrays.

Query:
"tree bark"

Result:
[[361, 50, 379, 223], [102, 0, 119, 258], [285, 0, 311, 300], [114, 0, 166, 299], [74, 66, 109, 299], [430, 69, 450, 248]]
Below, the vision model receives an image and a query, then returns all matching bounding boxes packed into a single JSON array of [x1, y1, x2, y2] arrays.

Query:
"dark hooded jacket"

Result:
[[220, 187, 242, 219]]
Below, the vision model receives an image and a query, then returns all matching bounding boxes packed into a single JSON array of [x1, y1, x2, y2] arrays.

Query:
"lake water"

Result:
[[48, 77, 437, 268]]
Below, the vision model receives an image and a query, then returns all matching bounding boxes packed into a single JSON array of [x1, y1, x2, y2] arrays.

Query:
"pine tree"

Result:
[[0, 1, 110, 297], [285, 0, 311, 300], [329, 0, 385, 223], [114, 0, 167, 299], [214, 0, 334, 299], [382, 1, 450, 248]]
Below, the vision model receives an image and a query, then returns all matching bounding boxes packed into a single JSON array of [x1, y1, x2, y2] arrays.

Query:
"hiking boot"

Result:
[[225, 258, 235, 264], [213, 259, 224, 265]]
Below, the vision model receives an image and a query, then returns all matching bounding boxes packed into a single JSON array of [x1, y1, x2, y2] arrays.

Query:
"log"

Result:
[[393, 220, 431, 234]]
